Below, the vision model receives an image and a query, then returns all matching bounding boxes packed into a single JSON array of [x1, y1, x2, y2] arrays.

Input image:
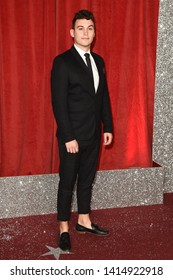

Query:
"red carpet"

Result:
[[0, 193, 173, 260]]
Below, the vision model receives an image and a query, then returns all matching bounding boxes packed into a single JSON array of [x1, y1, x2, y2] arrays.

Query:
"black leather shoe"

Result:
[[58, 232, 71, 251], [76, 223, 109, 236]]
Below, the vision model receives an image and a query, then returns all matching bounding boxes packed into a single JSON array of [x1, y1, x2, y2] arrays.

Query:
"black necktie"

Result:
[[84, 53, 94, 88]]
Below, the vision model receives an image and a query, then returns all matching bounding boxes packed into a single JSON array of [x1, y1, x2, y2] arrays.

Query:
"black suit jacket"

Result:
[[51, 46, 113, 145]]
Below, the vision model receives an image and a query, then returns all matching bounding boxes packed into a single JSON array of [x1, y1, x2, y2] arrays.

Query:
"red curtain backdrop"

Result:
[[0, 0, 159, 176]]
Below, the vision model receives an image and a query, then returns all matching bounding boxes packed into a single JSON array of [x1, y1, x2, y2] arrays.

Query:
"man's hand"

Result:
[[103, 133, 113, 146], [65, 139, 79, 153]]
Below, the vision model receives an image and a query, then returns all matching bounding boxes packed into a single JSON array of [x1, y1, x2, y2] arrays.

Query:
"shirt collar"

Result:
[[74, 44, 91, 57]]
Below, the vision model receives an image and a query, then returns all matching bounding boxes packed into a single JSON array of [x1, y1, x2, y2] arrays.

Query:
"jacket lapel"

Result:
[[91, 52, 104, 95], [70, 46, 96, 96]]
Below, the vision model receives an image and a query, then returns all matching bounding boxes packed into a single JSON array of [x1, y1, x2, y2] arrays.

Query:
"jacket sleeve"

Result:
[[51, 56, 75, 143], [101, 60, 113, 134]]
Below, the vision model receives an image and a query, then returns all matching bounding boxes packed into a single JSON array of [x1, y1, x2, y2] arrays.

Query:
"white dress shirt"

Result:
[[74, 44, 99, 92]]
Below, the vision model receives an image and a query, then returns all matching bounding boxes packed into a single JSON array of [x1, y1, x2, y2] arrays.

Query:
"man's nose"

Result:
[[83, 29, 88, 35]]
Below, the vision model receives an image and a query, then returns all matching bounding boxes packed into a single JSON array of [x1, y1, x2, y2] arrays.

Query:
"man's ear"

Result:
[[70, 29, 74, 38]]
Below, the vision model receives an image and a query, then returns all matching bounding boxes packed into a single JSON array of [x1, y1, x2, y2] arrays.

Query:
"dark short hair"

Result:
[[72, 10, 95, 29]]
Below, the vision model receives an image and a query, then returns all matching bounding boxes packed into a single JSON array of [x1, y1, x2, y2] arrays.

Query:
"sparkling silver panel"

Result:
[[153, 0, 173, 192], [0, 167, 164, 219]]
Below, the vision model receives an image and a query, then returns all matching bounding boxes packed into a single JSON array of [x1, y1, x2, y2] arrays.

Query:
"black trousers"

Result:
[[57, 139, 100, 221]]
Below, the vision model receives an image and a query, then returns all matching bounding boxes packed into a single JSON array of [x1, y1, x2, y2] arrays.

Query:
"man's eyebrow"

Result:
[[76, 24, 94, 28]]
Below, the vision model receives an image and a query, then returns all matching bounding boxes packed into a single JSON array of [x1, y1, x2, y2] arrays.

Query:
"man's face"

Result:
[[70, 19, 95, 51]]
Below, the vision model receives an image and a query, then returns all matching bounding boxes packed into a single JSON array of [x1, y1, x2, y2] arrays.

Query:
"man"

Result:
[[51, 10, 113, 251]]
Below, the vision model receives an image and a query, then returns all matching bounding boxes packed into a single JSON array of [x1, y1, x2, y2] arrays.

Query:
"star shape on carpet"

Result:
[[41, 245, 72, 260]]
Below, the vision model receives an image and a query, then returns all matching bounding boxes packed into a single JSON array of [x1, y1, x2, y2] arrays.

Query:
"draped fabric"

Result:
[[0, 0, 159, 176]]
